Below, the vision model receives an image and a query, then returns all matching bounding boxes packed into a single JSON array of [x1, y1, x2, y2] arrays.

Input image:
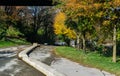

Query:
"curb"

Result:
[[18, 43, 66, 76]]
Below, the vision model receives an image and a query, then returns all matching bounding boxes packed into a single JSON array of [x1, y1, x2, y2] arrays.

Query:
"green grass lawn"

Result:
[[0, 38, 31, 48], [55, 46, 120, 76]]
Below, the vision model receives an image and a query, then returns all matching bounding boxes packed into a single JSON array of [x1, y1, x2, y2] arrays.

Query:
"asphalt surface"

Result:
[[29, 45, 115, 76], [0, 45, 45, 76]]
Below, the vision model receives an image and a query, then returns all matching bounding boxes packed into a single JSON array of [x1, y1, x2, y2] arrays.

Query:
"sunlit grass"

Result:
[[55, 46, 120, 76]]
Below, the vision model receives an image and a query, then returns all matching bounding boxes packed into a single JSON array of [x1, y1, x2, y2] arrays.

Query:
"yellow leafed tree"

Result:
[[54, 11, 76, 39]]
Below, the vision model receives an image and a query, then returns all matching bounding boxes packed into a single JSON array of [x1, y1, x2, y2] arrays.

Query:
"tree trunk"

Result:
[[82, 34, 86, 52], [113, 25, 116, 63], [76, 34, 80, 50]]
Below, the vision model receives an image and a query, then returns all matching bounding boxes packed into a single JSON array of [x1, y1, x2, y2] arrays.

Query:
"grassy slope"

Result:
[[0, 38, 30, 48], [55, 46, 120, 76]]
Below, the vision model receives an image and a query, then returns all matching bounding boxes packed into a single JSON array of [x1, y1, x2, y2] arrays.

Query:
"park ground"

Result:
[[0, 40, 119, 76], [54, 46, 120, 76]]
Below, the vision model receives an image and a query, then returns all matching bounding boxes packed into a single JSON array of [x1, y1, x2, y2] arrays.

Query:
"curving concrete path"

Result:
[[29, 45, 115, 76], [18, 43, 66, 76]]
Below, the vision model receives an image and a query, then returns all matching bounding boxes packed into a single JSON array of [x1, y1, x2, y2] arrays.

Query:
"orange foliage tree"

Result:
[[56, 0, 120, 62]]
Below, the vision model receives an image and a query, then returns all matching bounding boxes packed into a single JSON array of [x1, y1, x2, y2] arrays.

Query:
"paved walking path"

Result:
[[0, 45, 45, 76], [29, 45, 115, 76], [51, 58, 115, 76]]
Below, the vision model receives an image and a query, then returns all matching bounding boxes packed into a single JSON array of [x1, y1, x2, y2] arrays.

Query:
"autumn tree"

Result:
[[0, 6, 19, 40], [54, 11, 76, 44], [102, 6, 120, 62], [0, 6, 55, 44], [15, 6, 55, 44], [56, 0, 120, 62], [91, 0, 120, 62], [56, 0, 98, 50]]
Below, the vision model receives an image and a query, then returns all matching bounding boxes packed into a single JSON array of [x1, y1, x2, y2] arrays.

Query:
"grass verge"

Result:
[[55, 46, 120, 76], [0, 38, 31, 48]]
